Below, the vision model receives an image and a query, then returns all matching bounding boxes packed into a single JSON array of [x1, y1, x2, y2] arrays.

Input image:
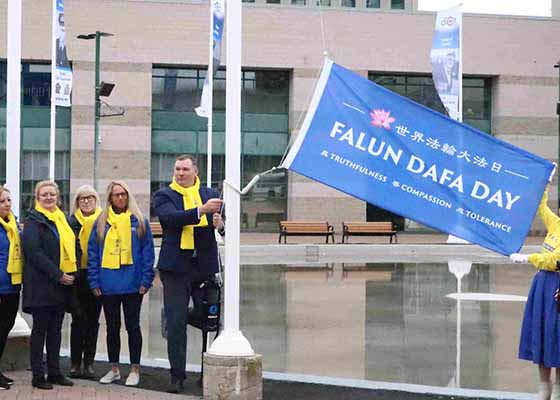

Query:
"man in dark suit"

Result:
[[153, 154, 223, 393]]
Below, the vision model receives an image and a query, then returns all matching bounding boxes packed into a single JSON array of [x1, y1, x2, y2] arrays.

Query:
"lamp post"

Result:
[[77, 31, 113, 191], [554, 60, 560, 209]]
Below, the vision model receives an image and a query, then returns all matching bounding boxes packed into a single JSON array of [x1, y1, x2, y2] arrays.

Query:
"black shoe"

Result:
[[32, 377, 53, 390], [0, 372, 13, 385], [68, 365, 82, 379], [167, 378, 184, 394], [47, 375, 74, 386], [0, 375, 10, 390], [82, 365, 96, 380]]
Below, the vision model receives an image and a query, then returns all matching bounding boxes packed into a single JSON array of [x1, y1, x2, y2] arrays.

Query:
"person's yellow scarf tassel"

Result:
[[35, 203, 77, 273], [101, 207, 133, 269], [75, 207, 102, 269], [0, 212, 23, 285], [169, 176, 208, 250]]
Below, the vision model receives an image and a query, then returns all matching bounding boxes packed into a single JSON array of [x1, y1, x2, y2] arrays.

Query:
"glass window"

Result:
[[341, 0, 355, 7], [369, 72, 492, 134], [267, 0, 281, 3], [291, 0, 306, 4], [391, 0, 404, 9], [151, 68, 290, 229], [366, 0, 380, 8], [0, 62, 71, 216]]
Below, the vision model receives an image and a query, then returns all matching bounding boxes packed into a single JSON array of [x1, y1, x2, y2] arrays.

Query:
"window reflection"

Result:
[[151, 68, 290, 230]]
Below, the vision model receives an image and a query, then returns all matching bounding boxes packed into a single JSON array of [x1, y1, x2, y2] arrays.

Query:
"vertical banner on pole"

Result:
[[54, 0, 72, 107], [195, 0, 225, 118], [431, 5, 462, 122]]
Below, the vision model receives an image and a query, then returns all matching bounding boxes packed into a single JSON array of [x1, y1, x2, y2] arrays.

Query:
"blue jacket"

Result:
[[0, 224, 21, 295], [153, 186, 220, 280], [87, 215, 155, 295]]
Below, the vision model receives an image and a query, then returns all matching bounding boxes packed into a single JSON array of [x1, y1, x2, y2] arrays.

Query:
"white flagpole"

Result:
[[207, 0, 254, 357], [457, 6, 463, 124], [207, 0, 214, 188], [49, 0, 57, 180], [7, 0, 22, 218]]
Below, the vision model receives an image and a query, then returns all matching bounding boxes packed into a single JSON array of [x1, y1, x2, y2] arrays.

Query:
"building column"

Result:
[[70, 61, 153, 215]]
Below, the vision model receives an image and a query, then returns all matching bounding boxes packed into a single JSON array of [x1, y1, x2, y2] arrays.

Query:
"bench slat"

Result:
[[341, 221, 398, 244]]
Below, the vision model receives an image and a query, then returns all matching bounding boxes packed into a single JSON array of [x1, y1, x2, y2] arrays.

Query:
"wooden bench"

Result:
[[278, 221, 335, 244], [150, 222, 163, 238], [341, 221, 398, 244]]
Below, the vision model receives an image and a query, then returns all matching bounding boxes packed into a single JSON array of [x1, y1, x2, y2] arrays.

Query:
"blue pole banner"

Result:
[[54, 0, 72, 107], [282, 60, 554, 255]]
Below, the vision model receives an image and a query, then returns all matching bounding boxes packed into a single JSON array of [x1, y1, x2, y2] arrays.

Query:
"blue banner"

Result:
[[431, 5, 461, 121], [195, 0, 225, 118], [282, 60, 553, 255]]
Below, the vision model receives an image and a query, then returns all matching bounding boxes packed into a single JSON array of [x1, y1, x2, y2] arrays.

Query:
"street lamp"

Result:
[[555, 61, 560, 209], [77, 31, 114, 191]]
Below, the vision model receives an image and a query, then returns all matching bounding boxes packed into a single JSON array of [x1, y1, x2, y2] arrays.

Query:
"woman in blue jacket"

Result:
[[0, 186, 22, 390], [88, 180, 154, 387]]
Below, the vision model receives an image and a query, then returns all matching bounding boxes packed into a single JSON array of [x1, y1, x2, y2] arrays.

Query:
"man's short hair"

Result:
[[175, 154, 198, 168]]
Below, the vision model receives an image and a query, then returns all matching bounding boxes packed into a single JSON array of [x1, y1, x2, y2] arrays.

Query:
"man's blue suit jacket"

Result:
[[153, 186, 220, 280]]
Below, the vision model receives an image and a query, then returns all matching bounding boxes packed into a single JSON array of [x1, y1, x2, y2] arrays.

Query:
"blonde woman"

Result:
[[0, 186, 22, 390], [87, 181, 155, 387], [67, 185, 102, 379], [22, 181, 77, 390]]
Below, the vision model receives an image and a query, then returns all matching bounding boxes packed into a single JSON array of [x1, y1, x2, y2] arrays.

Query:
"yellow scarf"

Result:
[[101, 207, 133, 269], [75, 207, 102, 269], [35, 203, 77, 273], [0, 212, 22, 285], [169, 176, 208, 250]]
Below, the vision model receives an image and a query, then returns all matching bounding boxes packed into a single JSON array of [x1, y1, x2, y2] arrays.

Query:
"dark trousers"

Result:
[[30, 304, 65, 378], [102, 293, 143, 365], [160, 270, 199, 381], [70, 273, 102, 367], [0, 292, 20, 362]]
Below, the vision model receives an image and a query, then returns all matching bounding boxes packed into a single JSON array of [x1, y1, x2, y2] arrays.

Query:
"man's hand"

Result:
[[199, 198, 222, 215], [139, 286, 149, 295], [59, 273, 75, 286], [509, 253, 529, 264], [213, 213, 224, 231], [92, 288, 102, 297]]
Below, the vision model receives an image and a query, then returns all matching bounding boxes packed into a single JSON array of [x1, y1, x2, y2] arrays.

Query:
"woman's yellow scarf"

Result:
[[75, 207, 102, 268], [0, 212, 22, 284], [169, 176, 208, 250], [101, 207, 133, 269], [35, 203, 77, 273]]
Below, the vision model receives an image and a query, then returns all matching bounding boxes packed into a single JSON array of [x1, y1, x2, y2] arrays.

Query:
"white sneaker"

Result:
[[125, 371, 140, 386], [99, 369, 121, 384], [551, 383, 560, 400], [538, 382, 552, 400]]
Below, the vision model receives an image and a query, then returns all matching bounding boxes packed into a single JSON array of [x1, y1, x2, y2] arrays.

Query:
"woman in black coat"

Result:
[[67, 184, 102, 379], [22, 181, 77, 390]]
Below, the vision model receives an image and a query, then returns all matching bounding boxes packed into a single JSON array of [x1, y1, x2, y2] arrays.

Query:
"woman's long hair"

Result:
[[96, 180, 146, 241], [71, 184, 100, 215]]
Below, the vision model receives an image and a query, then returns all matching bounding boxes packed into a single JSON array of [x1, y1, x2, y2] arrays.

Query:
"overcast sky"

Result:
[[417, 0, 552, 17]]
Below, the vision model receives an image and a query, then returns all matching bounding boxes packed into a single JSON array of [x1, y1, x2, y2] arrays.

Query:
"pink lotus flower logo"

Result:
[[370, 109, 395, 130]]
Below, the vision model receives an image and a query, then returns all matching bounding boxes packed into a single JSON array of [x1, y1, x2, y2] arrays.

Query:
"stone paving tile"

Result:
[[0, 371, 200, 400]]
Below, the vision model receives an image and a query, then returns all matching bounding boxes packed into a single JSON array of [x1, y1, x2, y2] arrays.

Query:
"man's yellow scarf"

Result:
[[169, 176, 208, 250], [0, 212, 22, 284], [101, 207, 133, 269], [75, 207, 102, 269], [35, 203, 77, 273]]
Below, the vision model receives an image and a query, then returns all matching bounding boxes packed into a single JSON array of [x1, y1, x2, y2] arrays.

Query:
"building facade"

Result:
[[0, 0, 558, 231]]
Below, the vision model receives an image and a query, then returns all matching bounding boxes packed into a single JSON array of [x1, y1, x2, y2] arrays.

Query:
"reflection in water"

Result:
[[52, 262, 535, 393]]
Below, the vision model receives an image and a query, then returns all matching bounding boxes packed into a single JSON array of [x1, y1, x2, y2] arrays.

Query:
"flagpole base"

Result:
[[203, 352, 262, 400], [1, 312, 30, 371], [208, 329, 254, 356]]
